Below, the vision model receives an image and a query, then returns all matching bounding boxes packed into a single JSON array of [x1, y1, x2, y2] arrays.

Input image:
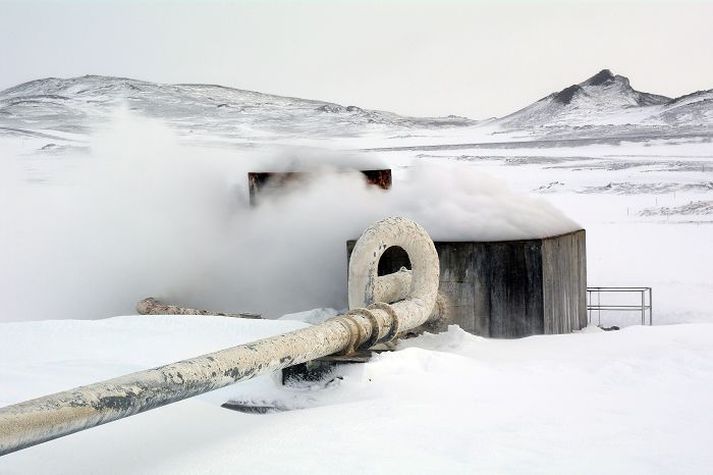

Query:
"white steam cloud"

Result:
[[0, 111, 578, 322]]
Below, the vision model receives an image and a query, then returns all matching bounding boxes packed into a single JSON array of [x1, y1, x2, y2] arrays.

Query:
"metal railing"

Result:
[[586, 286, 652, 326]]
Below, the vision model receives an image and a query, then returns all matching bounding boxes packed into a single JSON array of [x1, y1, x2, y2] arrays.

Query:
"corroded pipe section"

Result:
[[136, 297, 262, 319], [0, 217, 439, 456]]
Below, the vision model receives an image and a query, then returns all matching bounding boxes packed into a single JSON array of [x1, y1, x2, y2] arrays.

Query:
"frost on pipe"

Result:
[[0, 217, 439, 456], [349, 218, 447, 335], [348, 217, 441, 333]]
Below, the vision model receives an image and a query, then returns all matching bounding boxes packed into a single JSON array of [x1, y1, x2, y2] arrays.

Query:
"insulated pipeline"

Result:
[[0, 217, 440, 456]]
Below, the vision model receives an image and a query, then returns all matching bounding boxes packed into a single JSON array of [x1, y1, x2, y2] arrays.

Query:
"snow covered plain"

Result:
[[1, 316, 713, 474], [1, 72, 712, 472]]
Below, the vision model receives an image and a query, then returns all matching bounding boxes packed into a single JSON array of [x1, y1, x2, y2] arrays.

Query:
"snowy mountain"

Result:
[[498, 69, 713, 131], [658, 89, 713, 126], [0, 75, 475, 142], [1, 71, 711, 146]]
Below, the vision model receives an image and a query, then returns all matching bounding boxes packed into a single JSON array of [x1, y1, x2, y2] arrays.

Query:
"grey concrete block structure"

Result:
[[348, 229, 587, 338]]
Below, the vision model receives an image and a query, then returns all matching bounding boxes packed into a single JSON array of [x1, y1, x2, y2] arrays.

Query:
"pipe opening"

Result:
[[377, 246, 411, 276]]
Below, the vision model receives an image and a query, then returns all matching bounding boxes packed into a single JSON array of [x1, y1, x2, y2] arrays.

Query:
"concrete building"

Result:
[[348, 230, 587, 338]]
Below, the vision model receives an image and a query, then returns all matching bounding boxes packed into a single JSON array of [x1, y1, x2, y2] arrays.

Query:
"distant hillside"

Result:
[[1, 72, 711, 146], [0, 75, 475, 141], [497, 69, 712, 131]]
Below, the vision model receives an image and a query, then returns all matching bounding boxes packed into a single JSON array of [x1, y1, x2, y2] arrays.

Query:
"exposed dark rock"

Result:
[[583, 69, 615, 86], [552, 84, 583, 105], [316, 104, 345, 113]]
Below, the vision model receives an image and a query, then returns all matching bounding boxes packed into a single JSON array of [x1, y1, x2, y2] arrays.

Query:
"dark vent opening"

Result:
[[377, 246, 411, 276]]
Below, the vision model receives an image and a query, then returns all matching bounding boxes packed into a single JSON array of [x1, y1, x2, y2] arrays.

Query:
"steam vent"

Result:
[[246, 169, 586, 338], [348, 231, 587, 338], [248, 169, 392, 205]]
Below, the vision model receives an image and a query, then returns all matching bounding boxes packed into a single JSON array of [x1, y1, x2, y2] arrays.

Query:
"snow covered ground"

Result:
[[2, 316, 713, 473], [1, 73, 712, 472]]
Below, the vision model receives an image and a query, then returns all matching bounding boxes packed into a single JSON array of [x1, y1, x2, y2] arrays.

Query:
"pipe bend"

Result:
[[348, 217, 440, 328]]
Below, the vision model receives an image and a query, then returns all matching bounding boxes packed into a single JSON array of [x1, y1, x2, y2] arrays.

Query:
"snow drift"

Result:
[[2, 315, 713, 473]]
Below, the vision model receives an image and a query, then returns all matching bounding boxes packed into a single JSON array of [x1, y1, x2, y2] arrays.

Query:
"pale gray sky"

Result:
[[1, 0, 712, 119]]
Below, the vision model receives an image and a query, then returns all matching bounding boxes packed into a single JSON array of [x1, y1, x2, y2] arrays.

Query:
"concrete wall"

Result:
[[541, 230, 588, 334], [470, 240, 545, 338], [347, 229, 587, 338]]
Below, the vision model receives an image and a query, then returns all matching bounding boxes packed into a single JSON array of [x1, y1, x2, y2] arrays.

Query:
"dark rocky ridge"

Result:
[[583, 69, 616, 86]]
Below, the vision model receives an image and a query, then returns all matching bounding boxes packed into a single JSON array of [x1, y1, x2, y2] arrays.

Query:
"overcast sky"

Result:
[[1, 0, 712, 119]]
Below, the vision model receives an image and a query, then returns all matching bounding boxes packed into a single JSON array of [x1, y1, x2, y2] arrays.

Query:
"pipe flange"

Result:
[[334, 315, 363, 355], [368, 302, 400, 343], [348, 308, 381, 351]]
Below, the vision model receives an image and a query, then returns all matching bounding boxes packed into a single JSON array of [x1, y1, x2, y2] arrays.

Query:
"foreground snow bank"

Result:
[[2, 315, 713, 474]]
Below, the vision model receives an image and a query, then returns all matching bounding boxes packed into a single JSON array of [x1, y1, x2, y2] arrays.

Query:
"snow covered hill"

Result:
[[0, 75, 475, 143], [2, 71, 711, 149], [659, 89, 713, 125], [499, 69, 667, 127], [498, 69, 713, 131]]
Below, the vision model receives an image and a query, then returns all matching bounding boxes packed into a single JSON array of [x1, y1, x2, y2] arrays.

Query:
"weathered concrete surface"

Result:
[[541, 231, 588, 334], [471, 239, 545, 338], [348, 229, 587, 339], [0, 217, 440, 456]]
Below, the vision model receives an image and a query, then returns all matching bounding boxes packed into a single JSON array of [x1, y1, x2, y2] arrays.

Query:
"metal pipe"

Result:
[[349, 217, 439, 320], [371, 268, 412, 305], [136, 297, 262, 319], [0, 217, 440, 456]]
